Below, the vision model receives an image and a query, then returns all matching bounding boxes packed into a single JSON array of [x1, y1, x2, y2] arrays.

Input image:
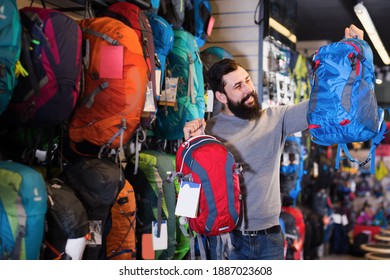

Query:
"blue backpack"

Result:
[[154, 29, 205, 140], [0, 160, 48, 259], [280, 135, 305, 203], [0, 0, 22, 116], [183, 0, 213, 48], [147, 12, 174, 90], [307, 38, 387, 173]]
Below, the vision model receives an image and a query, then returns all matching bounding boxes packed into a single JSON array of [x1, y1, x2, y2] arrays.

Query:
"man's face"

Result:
[[222, 66, 261, 119]]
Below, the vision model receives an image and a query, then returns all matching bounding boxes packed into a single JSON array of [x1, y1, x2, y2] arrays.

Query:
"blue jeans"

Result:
[[208, 229, 284, 260]]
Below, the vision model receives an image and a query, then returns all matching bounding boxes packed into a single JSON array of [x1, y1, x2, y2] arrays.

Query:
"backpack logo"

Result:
[[34, 187, 43, 202], [0, 6, 6, 20]]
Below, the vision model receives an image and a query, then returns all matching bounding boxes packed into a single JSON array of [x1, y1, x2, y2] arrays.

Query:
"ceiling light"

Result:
[[269, 18, 297, 44], [354, 3, 390, 65]]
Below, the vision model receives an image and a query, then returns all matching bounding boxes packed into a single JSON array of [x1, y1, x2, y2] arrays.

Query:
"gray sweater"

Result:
[[205, 100, 309, 231]]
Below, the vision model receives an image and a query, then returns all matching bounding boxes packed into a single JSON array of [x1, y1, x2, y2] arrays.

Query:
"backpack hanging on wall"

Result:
[[43, 178, 89, 260], [157, 0, 189, 29], [104, 2, 158, 129], [63, 157, 123, 260], [307, 38, 387, 174], [105, 179, 137, 260], [154, 29, 205, 140], [7, 7, 81, 128], [183, 0, 213, 48], [124, 150, 178, 260], [68, 16, 148, 156], [0, 0, 22, 116], [0, 160, 48, 260], [147, 12, 174, 90]]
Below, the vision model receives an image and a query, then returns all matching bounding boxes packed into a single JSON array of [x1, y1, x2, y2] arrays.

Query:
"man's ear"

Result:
[[215, 91, 227, 104]]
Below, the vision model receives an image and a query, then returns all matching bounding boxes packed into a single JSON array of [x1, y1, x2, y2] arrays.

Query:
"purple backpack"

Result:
[[8, 7, 82, 128]]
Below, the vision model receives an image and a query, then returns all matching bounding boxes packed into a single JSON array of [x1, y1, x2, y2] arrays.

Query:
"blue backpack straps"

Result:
[[0, 0, 22, 116], [335, 107, 389, 174]]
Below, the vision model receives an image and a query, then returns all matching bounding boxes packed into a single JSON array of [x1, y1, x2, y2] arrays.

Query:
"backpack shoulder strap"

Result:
[[10, 195, 27, 260], [336, 108, 389, 174]]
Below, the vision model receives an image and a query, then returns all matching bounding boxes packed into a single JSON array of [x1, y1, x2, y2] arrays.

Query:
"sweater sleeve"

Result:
[[283, 100, 309, 135]]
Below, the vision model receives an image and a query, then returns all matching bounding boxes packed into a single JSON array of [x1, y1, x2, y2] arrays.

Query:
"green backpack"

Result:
[[125, 150, 189, 259], [154, 29, 205, 140], [0, 0, 22, 116]]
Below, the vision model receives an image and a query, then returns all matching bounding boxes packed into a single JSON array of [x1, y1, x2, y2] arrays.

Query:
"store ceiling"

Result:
[[296, 0, 390, 68]]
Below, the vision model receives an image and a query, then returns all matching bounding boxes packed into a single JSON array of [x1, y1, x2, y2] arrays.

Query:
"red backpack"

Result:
[[175, 135, 241, 236], [8, 7, 82, 128]]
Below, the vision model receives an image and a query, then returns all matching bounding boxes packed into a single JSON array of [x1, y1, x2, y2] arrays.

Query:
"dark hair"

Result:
[[207, 58, 239, 94]]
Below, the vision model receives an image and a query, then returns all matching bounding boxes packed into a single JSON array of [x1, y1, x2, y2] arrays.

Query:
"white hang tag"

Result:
[[152, 220, 168, 250], [175, 181, 201, 218], [143, 81, 156, 112]]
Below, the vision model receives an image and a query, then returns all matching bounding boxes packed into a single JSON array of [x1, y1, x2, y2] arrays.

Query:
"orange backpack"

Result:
[[106, 179, 137, 260], [68, 17, 148, 155]]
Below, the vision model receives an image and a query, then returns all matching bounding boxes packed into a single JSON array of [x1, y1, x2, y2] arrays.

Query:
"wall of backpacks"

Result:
[[2, 0, 372, 262]]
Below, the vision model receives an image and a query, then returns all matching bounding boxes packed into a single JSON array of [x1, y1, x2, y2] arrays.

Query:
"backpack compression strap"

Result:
[[335, 108, 389, 174], [10, 195, 27, 260]]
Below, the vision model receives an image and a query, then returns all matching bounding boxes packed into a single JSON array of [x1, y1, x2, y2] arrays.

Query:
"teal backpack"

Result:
[[154, 29, 205, 140], [307, 38, 387, 173], [0, 160, 48, 259], [0, 0, 22, 116]]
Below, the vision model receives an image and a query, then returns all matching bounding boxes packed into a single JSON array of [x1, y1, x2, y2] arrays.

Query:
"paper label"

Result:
[[152, 220, 168, 250], [175, 181, 201, 218]]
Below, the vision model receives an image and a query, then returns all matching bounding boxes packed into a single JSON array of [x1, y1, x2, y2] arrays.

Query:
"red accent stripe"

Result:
[[345, 41, 361, 75], [308, 124, 321, 129], [339, 119, 351, 126]]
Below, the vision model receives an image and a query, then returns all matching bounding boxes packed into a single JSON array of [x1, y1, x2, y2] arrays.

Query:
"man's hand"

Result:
[[345, 24, 364, 40], [183, 118, 206, 140]]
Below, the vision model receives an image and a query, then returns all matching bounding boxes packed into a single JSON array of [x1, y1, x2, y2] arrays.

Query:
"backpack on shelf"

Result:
[[104, 2, 158, 129], [0, 160, 48, 260], [0, 0, 22, 116], [154, 29, 205, 140], [68, 16, 148, 157], [307, 38, 387, 174], [7, 7, 82, 128]]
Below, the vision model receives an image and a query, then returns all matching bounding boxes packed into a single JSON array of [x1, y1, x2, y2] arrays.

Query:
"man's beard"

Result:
[[226, 91, 261, 120]]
